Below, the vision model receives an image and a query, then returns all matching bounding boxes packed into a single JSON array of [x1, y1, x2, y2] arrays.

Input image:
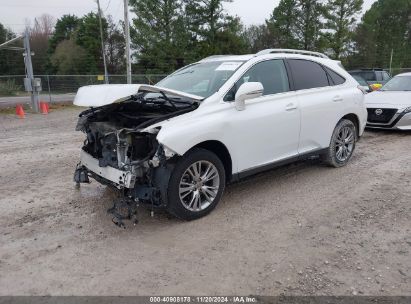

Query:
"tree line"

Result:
[[0, 0, 410, 76]]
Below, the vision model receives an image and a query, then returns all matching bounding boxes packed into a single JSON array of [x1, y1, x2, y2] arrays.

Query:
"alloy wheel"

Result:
[[335, 126, 355, 162], [179, 161, 220, 212]]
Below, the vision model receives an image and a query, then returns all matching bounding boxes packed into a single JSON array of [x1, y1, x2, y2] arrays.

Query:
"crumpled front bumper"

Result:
[[76, 150, 136, 188]]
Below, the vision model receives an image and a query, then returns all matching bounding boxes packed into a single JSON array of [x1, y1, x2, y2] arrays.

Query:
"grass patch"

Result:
[[0, 79, 23, 96]]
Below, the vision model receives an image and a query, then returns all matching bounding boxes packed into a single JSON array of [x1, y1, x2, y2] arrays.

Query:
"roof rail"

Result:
[[200, 55, 231, 61], [256, 49, 329, 59]]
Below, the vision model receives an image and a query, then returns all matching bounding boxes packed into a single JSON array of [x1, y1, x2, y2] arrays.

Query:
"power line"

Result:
[[104, 0, 112, 12]]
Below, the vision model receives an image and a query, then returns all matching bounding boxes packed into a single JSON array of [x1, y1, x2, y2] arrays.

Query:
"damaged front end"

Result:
[[73, 92, 198, 222]]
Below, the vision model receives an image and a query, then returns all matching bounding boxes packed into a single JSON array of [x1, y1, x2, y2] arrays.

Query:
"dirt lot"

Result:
[[0, 108, 410, 296]]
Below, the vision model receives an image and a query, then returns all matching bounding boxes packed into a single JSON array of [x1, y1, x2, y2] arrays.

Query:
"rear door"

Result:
[[287, 59, 344, 154]]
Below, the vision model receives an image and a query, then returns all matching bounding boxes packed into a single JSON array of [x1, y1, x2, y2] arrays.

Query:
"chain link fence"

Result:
[[1, 68, 410, 99], [0, 74, 167, 98], [390, 68, 411, 75]]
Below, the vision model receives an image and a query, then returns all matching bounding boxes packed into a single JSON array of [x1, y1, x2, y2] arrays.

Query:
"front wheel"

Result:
[[321, 119, 357, 168], [167, 148, 226, 220]]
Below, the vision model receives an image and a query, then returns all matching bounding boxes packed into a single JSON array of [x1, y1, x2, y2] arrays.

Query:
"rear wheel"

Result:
[[322, 119, 357, 168], [167, 148, 226, 220]]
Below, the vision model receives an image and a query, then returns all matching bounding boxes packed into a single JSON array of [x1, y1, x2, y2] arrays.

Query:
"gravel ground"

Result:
[[0, 108, 410, 296]]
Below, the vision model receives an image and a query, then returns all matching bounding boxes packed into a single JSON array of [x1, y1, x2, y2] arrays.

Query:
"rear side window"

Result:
[[288, 59, 329, 90], [324, 67, 346, 85]]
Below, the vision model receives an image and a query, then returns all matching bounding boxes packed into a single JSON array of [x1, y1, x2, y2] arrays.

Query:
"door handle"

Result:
[[333, 96, 343, 102], [285, 103, 298, 111]]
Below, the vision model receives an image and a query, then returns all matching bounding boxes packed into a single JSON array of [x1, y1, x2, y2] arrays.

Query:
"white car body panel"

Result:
[[156, 91, 301, 173], [396, 113, 411, 130], [365, 91, 411, 107]]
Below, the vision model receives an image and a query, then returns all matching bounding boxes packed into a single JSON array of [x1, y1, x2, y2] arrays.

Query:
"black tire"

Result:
[[321, 119, 357, 168], [167, 148, 226, 220]]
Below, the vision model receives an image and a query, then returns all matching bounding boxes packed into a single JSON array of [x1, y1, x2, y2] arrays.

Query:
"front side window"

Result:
[[288, 59, 329, 90], [157, 61, 245, 98], [224, 59, 290, 101], [381, 76, 411, 91]]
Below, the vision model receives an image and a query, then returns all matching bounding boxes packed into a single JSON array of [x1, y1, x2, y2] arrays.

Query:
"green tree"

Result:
[[75, 12, 108, 74], [49, 15, 80, 52], [267, 0, 299, 49], [130, 0, 187, 73], [0, 23, 25, 75], [265, 0, 324, 51], [184, 0, 234, 55], [295, 0, 325, 50], [212, 16, 248, 55], [242, 24, 276, 53], [324, 0, 363, 59], [106, 17, 126, 75], [352, 0, 411, 69], [50, 39, 88, 74], [47, 14, 80, 73]]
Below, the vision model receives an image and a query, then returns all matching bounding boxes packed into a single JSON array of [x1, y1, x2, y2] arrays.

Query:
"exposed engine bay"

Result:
[[73, 92, 199, 226]]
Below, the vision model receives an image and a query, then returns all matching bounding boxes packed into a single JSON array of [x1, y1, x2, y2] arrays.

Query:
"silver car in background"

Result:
[[365, 73, 411, 130]]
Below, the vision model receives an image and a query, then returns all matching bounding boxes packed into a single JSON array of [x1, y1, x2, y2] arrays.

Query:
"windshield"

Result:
[[352, 75, 368, 86], [381, 76, 411, 91], [156, 61, 245, 98]]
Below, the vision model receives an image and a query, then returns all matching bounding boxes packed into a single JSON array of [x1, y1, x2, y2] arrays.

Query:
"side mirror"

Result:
[[235, 82, 264, 111]]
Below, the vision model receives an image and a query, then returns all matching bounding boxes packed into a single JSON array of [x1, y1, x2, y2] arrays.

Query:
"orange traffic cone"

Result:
[[40, 101, 49, 115], [16, 104, 25, 119]]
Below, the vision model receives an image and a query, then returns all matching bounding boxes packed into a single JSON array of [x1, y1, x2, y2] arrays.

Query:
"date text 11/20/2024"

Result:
[[149, 297, 257, 303]]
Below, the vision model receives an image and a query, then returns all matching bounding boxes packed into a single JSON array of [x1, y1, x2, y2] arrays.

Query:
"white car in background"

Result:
[[365, 73, 411, 130], [73, 49, 367, 223]]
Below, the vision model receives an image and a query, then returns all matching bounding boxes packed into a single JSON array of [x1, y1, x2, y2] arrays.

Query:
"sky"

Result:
[[0, 0, 378, 34]]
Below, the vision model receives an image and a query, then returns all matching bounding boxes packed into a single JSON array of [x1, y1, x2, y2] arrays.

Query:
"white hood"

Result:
[[73, 84, 204, 107], [365, 91, 411, 107]]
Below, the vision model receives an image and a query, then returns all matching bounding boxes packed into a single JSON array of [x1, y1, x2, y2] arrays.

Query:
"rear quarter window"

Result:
[[324, 67, 346, 85]]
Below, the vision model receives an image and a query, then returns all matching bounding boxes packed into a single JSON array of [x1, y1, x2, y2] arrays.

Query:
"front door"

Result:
[[224, 59, 301, 173]]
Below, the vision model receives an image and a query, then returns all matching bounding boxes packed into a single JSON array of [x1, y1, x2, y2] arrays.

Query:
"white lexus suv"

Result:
[[73, 49, 367, 222]]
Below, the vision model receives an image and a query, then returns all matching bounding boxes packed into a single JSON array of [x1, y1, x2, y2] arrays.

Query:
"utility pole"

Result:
[[23, 28, 40, 112], [97, 0, 109, 84], [124, 0, 132, 84], [389, 49, 394, 75], [0, 30, 40, 112]]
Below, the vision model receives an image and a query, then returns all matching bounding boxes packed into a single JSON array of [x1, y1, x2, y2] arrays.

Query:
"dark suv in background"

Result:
[[349, 69, 391, 85]]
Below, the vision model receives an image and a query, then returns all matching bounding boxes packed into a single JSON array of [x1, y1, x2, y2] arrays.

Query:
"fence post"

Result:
[[47, 75, 52, 103]]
